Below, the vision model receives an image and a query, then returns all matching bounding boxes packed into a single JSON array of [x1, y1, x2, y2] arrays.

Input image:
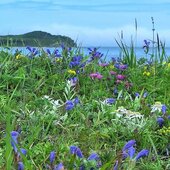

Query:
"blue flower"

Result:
[[11, 131, 19, 153], [135, 149, 149, 161], [122, 140, 136, 152], [87, 153, 100, 161], [157, 117, 164, 127], [65, 100, 74, 111], [113, 160, 118, 170], [70, 145, 84, 158], [135, 93, 140, 98], [162, 105, 167, 115], [128, 146, 136, 159], [54, 163, 64, 170], [18, 161, 24, 170], [49, 151, 56, 164], [73, 97, 79, 105], [105, 98, 116, 105], [17, 148, 27, 158]]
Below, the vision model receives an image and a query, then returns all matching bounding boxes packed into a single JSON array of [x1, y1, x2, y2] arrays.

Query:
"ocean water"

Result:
[[1, 46, 170, 61]]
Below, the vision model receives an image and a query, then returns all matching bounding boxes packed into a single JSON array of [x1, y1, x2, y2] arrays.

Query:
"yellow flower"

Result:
[[167, 63, 170, 68], [56, 58, 62, 62], [109, 65, 114, 69], [16, 54, 23, 59], [68, 70, 76, 75], [143, 71, 150, 76]]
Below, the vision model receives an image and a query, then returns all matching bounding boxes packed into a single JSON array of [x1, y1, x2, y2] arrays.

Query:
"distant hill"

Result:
[[0, 31, 77, 47]]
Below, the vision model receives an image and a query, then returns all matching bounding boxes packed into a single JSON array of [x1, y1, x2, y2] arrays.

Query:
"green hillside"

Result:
[[0, 31, 77, 47]]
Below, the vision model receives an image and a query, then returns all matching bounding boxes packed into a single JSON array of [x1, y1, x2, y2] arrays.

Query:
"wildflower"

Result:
[[11, 131, 19, 153], [162, 104, 167, 115], [69, 55, 83, 68], [68, 77, 78, 87], [113, 160, 119, 170], [143, 71, 151, 76], [54, 163, 64, 170], [68, 69, 76, 75], [16, 54, 23, 60], [65, 100, 74, 111], [99, 63, 109, 67], [143, 40, 150, 54], [128, 146, 136, 159], [116, 74, 125, 80], [87, 153, 100, 161], [122, 140, 136, 152], [135, 149, 149, 161], [151, 102, 163, 113], [17, 148, 27, 158], [70, 146, 84, 158], [26, 46, 38, 58], [109, 65, 115, 69], [135, 93, 140, 98], [49, 151, 56, 164], [73, 97, 79, 105], [110, 71, 117, 75], [157, 117, 164, 127], [167, 63, 170, 68], [90, 72, 103, 79], [88, 47, 103, 60], [18, 161, 24, 170], [104, 98, 116, 105]]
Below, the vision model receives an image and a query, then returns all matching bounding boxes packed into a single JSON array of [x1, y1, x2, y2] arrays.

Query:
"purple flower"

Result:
[[90, 72, 103, 79], [157, 117, 164, 127], [167, 115, 170, 119], [143, 40, 150, 54], [143, 92, 148, 98], [69, 77, 78, 87], [65, 100, 74, 111], [105, 98, 116, 105], [73, 97, 79, 105], [110, 71, 117, 75], [116, 74, 125, 80], [162, 105, 167, 115], [54, 163, 64, 170], [135, 149, 149, 161], [128, 146, 136, 159], [17, 148, 27, 158], [18, 162, 24, 170], [11, 131, 19, 153], [113, 160, 118, 170], [49, 151, 56, 164], [135, 93, 140, 98], [87, 153, 100, 161], [122, 140, 136, 152], [46, 49, 51, 55], [119, 64, 128, 70], [70, 145, 84, 158]]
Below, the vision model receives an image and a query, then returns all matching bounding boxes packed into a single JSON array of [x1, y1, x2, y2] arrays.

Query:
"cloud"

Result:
[[27, 23, 169, 46]]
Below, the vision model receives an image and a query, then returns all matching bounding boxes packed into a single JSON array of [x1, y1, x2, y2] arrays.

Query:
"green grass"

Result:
[[0, 45, 170, 169]]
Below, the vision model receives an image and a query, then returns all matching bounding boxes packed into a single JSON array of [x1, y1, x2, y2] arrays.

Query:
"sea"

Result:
[[1, 46, 170, 62]]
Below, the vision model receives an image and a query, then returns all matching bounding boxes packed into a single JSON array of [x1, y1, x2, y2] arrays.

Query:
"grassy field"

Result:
[[0, 42, 170, 169]]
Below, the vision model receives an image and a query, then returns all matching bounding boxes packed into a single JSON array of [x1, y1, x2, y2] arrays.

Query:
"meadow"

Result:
[[0, 36, 170, 170]]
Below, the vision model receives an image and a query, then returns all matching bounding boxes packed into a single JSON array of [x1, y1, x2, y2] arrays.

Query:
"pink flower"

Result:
[[110, 71, 117, 75], [90, 73, 98, 78], [99, 63, 109, 67], [116, 74, 126, 80], [96, 74, 103, 79], [90, 72, 103, 79]]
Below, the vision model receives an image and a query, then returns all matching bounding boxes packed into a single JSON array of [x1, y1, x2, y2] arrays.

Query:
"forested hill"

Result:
[[0, 31, 77, 47]]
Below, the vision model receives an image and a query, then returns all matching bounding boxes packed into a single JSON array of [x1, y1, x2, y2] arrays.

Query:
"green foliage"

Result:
[[0, 31, 77, 47], [0, 45, 170, 169]]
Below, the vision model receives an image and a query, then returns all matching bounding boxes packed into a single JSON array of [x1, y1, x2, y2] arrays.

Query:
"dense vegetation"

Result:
[[0, 38, 170, 170], [0, 31, 77, 47]]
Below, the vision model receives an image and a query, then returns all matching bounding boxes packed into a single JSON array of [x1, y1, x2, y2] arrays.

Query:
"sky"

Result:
[[1, 0, 170, 47]]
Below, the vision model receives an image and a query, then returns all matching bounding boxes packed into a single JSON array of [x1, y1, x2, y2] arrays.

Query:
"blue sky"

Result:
[[1, 0, 170, 46]]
